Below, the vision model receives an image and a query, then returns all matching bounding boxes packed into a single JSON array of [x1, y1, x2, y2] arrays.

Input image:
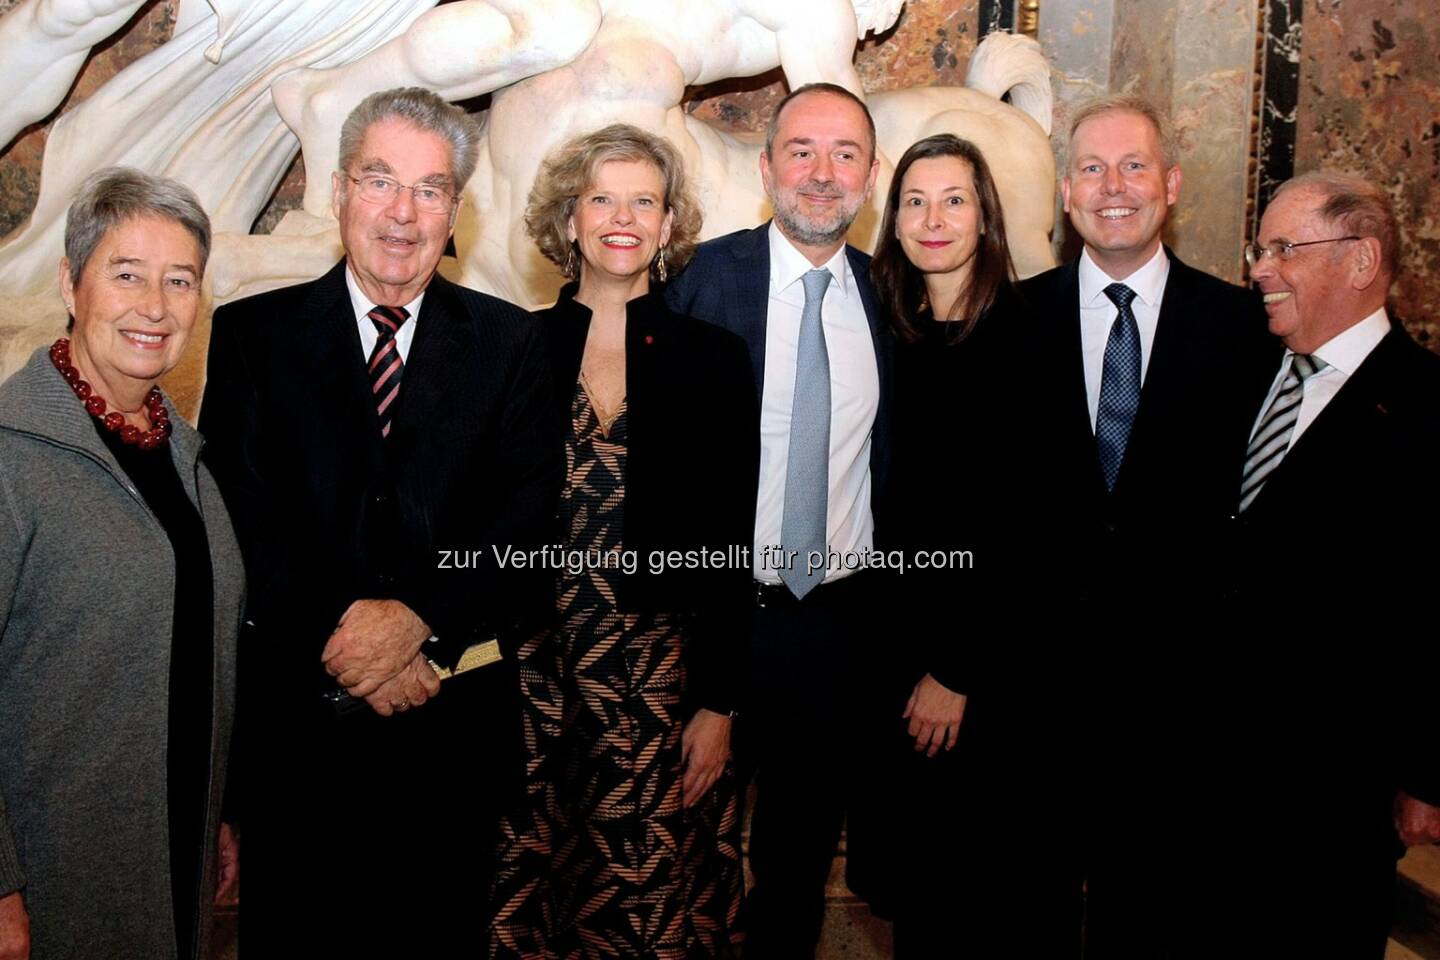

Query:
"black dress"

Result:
[[490, 287, 755, 960], [94, 419, 214, 959], [882, 286, 1084, 958]]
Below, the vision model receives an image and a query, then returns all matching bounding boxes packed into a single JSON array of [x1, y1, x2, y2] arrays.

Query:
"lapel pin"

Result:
[[644, 334, 654, 345]]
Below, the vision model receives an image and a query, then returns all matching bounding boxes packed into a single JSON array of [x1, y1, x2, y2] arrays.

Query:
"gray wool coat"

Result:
[[0, 347, 243, 960]]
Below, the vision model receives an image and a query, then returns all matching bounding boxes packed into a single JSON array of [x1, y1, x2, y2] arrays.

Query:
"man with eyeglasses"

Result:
[[1015, 94, 1280, 956], [1229, 170, 1440, 958], [200, 86, 560, 954]]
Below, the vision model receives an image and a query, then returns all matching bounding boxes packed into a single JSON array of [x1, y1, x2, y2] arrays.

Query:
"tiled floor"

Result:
[[210, 844, 1440, 959]]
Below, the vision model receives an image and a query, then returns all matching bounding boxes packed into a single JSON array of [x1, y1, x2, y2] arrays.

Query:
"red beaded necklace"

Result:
[[49, 338, 172, 450]]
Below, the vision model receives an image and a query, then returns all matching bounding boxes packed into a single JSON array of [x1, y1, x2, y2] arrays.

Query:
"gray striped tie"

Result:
[[779, 268, 832, 599], [1238, 353, 1327, 513]]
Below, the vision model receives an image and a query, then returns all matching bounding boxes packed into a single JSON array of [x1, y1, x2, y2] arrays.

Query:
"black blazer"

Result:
[[665, 222, 896, 523], [1018, 249, 1280, 599], [200, 261, 562, 705], [1235, 324, 1440, 810], [538, 284, 759, 714]]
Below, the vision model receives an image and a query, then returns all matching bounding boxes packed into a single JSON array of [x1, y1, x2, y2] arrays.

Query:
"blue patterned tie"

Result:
[[779, 268, 832, 599], [1096, 283, 1141, 491]]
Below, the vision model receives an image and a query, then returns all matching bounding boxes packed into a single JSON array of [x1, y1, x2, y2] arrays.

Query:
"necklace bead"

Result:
[[49, 338, 170, 451]]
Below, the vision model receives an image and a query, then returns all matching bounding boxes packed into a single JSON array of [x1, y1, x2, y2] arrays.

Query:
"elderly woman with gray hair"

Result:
[[0, 168, 242, 960]]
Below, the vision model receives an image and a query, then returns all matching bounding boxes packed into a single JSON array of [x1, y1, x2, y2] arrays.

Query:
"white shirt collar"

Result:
[[1078, 243, 1170, 308], [768, 220, 852, 301], [344, 264, 426, 324], [1302, 305, 1391, 376]]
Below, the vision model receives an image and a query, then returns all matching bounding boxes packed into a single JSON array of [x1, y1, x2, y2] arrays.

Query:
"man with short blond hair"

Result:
[[1019, 94, 1278, 954]]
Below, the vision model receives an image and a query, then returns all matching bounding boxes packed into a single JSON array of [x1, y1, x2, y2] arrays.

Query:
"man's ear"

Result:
[[1351, 236, 1384, 292]]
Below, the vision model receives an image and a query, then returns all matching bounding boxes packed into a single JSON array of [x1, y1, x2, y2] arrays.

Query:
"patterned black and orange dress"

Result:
[[492, 378, 743, 960]]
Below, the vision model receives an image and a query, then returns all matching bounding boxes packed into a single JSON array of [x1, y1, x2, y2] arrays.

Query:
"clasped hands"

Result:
[[321, 599, 439, 717]]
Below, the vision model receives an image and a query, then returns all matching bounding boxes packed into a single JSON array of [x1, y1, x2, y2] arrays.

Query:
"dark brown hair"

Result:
[[870, 134, 1014, 343]]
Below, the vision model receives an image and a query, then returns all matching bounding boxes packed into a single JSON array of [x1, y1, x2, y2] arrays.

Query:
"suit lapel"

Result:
[[727, 224, 772, 404], [849, 246, 893, 497], [388, 274, 474, 444], [294, 261, 385, 473], [1050, 259, 1108, 495], [1118, 252, 1193, 488], [1254, 329, 1401, 509]]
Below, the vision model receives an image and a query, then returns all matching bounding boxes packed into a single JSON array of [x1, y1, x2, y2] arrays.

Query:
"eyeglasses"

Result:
[[345, 175, 455, 214], [1244, 235, 1361, 268]]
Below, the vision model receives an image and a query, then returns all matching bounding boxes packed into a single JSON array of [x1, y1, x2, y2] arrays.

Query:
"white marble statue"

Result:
[[0, 0, 1059, 390], [449, 0, 907, 305], [0, 0, 157, 148], [0, 0, 447, 377]]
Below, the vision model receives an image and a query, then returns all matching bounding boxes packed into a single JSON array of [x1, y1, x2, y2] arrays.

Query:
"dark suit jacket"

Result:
[[1018, 248, 1280, 603], [1236, 324, 1440, 813], [665, 222, 895, 521], [538, 284, 759, 715]]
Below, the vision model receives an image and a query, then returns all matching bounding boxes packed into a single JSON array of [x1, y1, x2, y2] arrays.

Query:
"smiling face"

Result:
[[332, 117, 456, 306], [1062, 109, 1180, 278], [895, 155, 983, 287], [1250, 186, 1366, 354], [568, 158, 672, 298], [760, 90, 880, 263], [60, 214, 203, 406]]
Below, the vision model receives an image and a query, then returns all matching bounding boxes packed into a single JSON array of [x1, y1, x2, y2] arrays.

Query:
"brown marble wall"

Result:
[[1041, 0, 1260, 282], [1295, 0, 1440, 346]]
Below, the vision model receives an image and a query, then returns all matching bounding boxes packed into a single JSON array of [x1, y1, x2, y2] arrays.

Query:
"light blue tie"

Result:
[[779, 268, 832, 599]]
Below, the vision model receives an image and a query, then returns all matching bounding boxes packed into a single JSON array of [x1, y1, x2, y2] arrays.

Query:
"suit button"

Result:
[[374, 493, 389, 505]]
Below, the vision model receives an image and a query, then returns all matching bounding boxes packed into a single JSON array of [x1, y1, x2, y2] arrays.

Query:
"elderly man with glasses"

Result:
[[199, 86, 561, 956], [1224, 170, 1440, 958]]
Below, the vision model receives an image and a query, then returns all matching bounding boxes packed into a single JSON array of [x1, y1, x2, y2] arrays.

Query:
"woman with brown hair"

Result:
[[871, 134, 1080, 957]]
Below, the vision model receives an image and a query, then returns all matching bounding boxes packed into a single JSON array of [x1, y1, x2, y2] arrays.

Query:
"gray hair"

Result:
[[64, 167, 211, 287], [1274, 170, 1400, 277], [338, 87, 481, 189], [1065, 94, 1180, 171]]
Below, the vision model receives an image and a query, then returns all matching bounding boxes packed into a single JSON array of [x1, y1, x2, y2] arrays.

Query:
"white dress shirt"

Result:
[[1078, 244, 1170, 430], [346, 266, 425, 362], [754, 222, 880, 582], [1249, 306, 1391, 447]]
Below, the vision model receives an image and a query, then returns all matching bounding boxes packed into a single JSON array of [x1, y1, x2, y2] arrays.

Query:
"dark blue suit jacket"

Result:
[[665, 222, 895, 523]]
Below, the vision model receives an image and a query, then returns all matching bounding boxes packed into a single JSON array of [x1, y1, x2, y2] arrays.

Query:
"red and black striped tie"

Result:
[[366, 305, 409, 438]]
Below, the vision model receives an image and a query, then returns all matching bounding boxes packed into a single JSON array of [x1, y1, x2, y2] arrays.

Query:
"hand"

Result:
[[1395, 791, 1440, 846], [681, 709, 732, 808], [321, 599, 431, 698], [362, 654, 442, 717], [902, 673, 967, 758], [214, 822, 239, 906], [0, 890, 30, 960]]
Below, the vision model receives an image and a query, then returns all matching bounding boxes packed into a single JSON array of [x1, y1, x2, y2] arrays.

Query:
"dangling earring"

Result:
[[655, 246, 668, 283], [564, 241, 578, 279]]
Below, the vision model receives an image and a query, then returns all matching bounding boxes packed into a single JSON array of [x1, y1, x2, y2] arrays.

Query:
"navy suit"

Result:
[[1019, 250, 1279, 956], [667, 223, 896, 958]]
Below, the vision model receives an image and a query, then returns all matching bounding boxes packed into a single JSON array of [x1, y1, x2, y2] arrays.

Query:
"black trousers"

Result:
[[240, 663, 524, 958], [737, 574, 901, 960]]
